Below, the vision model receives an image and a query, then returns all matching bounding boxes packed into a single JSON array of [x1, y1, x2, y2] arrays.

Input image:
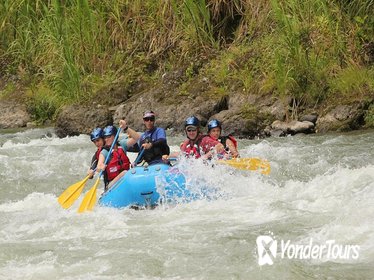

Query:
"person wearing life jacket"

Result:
[[200, 119, 239, 159], [87, 127, 105, 179], [97, 125, 130, 190], [180, 116, 205, 158], [118, 111, 170, 165]]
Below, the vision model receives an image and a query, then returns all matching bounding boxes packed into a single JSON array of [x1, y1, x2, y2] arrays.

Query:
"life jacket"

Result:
[[140, 128, 170, 164], [103, 146, 130, 183], [89, 147, 102, 170], [201, 135, 238, 159], [219, 135, 238, 150], [95, 147, 102, 161], [200, 135, 221, 155], [180, 134, 204, 158]]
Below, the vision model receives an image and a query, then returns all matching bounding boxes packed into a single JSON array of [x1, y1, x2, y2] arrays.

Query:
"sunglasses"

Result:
[[187, 128, 197, 132], [143, 117, 155, 122], [92, 139, 102, 143]]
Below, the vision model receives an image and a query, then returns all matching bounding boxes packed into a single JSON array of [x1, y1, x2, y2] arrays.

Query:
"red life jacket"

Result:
[[105, 146, 130, 182], [181, 141, 201, 158], [90, 147, 102, 169], [200, 135, 238, 159], [180, 135, 204, 158], [95, 147, 102, 161]]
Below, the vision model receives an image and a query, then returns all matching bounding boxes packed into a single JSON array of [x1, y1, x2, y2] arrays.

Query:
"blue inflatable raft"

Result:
[[98, 164, 191, 208]]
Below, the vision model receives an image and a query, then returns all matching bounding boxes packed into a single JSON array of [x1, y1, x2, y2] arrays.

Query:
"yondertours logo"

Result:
[[256, 235, 360, 266], [257, 235, 277, 265]]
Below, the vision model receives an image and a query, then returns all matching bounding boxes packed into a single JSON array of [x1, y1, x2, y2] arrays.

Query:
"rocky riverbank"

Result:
[[0, 101, 32, 129], [1, 69, 372, 138]]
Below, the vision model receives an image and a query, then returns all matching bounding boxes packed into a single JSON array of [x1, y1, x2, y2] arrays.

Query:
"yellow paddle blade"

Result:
[[219, 158, 271, 175], [57, 175, 90, 209], [78, 178, 99, 213]]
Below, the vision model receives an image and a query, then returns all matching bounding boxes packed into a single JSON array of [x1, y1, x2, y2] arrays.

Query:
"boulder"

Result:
[[260, 98, 288, 121], [271, 129, 287, 137], [316, 103, 366, 133], [299, 113, 318, 124], [113, 86, 227, 134], [271, 120, 290, 132], [289, 120, 315, 133], [55, 104, 112, 138], [0, 101, 31, 128], [271, 120, 315, 135]]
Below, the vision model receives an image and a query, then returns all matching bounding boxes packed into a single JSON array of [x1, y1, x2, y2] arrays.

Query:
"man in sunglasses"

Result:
[[179, 116, 205, 158], [119, 111, 170, 165]]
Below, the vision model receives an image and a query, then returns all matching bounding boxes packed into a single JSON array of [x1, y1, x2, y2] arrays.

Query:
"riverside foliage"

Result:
[[0, 0, 373, 123]]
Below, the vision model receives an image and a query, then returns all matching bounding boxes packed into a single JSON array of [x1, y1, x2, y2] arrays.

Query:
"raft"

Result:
[[98, 164, 191, 208]]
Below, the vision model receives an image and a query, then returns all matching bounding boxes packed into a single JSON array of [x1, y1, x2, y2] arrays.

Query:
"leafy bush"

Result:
[[365, 104, 374, 128], [26, 86, 61, 124]]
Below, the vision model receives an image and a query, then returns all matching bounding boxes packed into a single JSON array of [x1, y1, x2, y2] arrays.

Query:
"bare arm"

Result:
[[201, 143, 225, 160], [225, 139, 239, 158], [119, 119, 141, 146], [97, 153, 106, 171]]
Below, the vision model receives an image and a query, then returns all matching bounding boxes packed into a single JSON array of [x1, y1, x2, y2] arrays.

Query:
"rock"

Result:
[[316, 103, 366, 133], [0, 101, 31, 129], [260, 99, 288, 121], [289, 120, 315, 133], [51, 72, 372, 138], [270, 129, 286, 137], [95, 83, 136, 105], [26, 122, 37, 128], [112, 86, 227, 134], [213, 109, 271, 138], [271, 120, 290, 132], [271, 120, 315, 135], [44, 119, 52, 126], [299, 114, 318, 124], [333, 105, 353, 120], [55, 104, 112, 138], [263, 125, 271, 136]]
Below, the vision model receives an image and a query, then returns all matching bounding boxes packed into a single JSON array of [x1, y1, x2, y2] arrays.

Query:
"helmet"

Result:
[[90, 127, 104, 141], [207, 119, 221, 131], [103, 125, 117, 137], [185, 116, 200, 128]]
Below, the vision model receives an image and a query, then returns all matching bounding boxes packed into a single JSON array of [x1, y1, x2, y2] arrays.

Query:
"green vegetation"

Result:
[[0, 0, 373, 124], [365, 104, 374, 127]]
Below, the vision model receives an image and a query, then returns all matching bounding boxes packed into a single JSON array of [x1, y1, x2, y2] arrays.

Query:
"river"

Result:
[[0, 128, 373, 279]]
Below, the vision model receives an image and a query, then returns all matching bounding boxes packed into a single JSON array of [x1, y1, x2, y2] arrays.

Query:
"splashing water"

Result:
[[0, 128, 373, 279]]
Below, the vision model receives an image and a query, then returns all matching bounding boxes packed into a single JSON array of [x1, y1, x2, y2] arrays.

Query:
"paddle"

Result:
[[131, 148, 145, 168], [218, 157, 271, 175], [167, 156, 270, 174], [57, 175, 90, 209], [57, 160, 98, 209], [78, 127, 122, 213]]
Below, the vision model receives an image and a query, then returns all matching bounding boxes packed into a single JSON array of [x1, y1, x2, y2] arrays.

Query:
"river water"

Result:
[[0, 128, 373, 279]]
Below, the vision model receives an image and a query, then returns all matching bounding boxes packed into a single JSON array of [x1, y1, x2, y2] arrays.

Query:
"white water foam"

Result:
[[1, 129, 373, 279]]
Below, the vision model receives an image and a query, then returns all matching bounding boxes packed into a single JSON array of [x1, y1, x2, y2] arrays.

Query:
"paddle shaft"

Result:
[[132, 148, 145, 167]]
